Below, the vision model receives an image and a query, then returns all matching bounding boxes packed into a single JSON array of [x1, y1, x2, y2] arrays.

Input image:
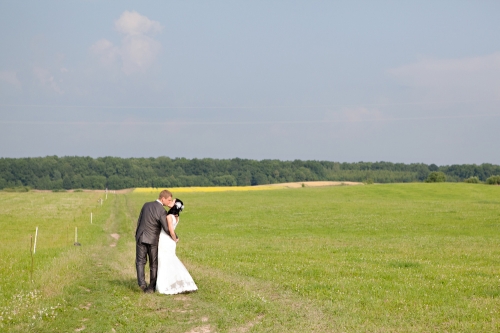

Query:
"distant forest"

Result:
[[1, 156, 499, 190]]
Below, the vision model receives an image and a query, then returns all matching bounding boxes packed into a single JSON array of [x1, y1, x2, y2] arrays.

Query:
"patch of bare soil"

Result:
[[78, 286, 91, 292], [184, 325, 213, 333], [74, 325, 86, 332], [110, 233, 120, 247], [262, 181, 363, 188], [228, 315, 264, 333], [79, 302, 92, 310]]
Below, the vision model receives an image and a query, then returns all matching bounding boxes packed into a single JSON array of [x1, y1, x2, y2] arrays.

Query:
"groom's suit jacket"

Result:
[[135, 201, 169, 245]]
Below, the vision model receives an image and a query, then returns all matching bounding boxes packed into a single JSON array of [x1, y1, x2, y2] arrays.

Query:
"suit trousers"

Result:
[[136, 241, 159, 290]]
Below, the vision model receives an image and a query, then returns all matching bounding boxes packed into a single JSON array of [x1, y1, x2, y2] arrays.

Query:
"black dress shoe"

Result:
[[145, 287, 155, 294], [140, 285, 148, 293]]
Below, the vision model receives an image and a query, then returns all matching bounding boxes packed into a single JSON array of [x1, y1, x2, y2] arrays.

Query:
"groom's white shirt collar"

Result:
[[156, 199, 162, 205]]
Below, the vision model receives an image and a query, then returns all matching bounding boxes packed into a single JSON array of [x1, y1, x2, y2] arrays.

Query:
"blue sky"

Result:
[[1, 1, 499, 164]]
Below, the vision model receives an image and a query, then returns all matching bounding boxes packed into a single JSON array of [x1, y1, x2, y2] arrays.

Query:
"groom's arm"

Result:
[[136, 208, 143, 229], [158, 209, 169, 234], [135, 205, 145, 239]]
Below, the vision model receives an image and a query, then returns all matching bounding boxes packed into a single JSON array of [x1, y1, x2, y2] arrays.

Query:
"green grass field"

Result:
[[1, 183, 499, 332]]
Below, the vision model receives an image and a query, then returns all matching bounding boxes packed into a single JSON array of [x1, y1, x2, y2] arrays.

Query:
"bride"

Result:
[[156, 198, 198, 294]]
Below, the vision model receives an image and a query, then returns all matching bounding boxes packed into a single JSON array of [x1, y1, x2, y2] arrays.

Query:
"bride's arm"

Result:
[[167, 215, 178, 242]]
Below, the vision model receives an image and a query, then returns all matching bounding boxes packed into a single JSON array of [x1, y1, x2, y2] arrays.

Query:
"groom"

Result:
[[135, 190, 174, 293]]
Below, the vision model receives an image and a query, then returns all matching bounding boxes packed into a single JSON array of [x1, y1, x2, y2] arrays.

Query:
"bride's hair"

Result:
[[167, 198, 184, 215]]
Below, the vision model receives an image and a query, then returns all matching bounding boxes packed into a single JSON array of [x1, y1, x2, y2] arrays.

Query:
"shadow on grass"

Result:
[[478, 287, 500, 298], [388, 261, 422, 269], [109, 278, 141, 292]]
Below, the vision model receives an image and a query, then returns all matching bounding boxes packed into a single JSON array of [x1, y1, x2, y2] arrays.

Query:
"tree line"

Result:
[[0, 156, 499, 190]]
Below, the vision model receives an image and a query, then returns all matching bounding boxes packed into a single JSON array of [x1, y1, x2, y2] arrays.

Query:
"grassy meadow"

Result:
[[0, 183, 499, 332]]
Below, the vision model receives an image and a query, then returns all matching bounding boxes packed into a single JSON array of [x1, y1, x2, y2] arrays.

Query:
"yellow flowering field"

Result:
[[133, 185, 282, 193]]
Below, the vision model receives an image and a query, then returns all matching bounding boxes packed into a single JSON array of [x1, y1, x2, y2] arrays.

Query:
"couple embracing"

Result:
[[135, 190, 198, 294]]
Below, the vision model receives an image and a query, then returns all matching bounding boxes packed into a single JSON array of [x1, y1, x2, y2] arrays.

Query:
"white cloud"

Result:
[[114, 10, 162, 36], [0, 70, 22, 89], [90, 11, 162, 75], [33, 66, 64, 94], [120, 35, 161, 75], [388, 52, 500, 101], [90, 38, 120, 67]]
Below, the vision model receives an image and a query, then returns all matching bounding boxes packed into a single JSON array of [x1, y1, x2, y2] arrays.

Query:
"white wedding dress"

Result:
[[156, 215, 198, 294]]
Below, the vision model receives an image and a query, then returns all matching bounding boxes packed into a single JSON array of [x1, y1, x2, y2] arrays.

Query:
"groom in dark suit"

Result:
[[135, 190, 174, 293]]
